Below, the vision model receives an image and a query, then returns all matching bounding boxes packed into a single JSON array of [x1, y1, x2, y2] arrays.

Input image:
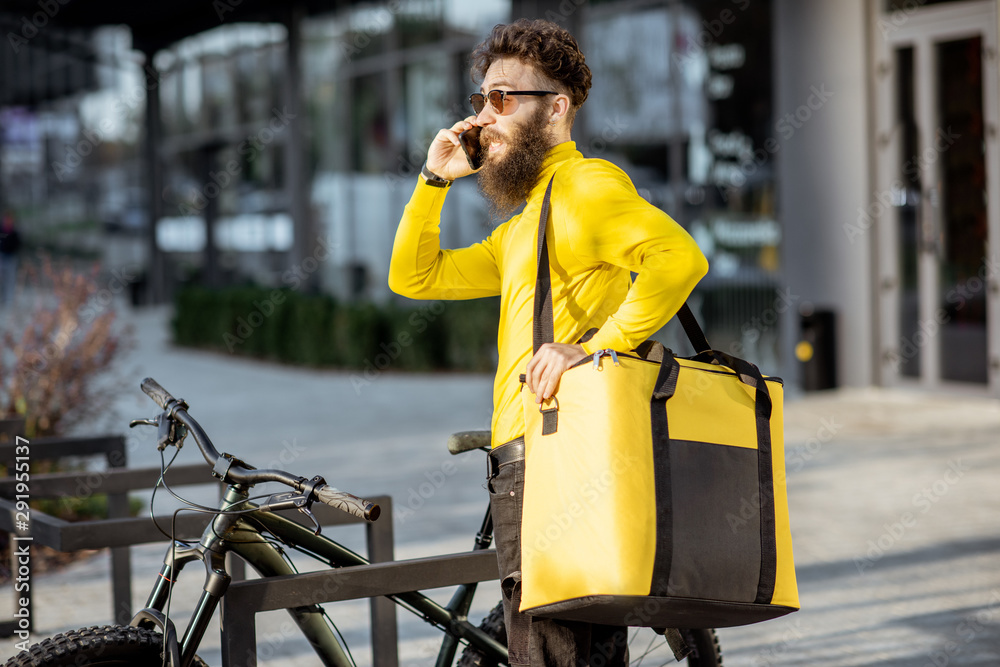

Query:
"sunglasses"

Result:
[[469, 90, 557, 115]]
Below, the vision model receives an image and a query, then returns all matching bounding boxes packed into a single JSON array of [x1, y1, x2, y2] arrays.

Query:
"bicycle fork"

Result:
[[135, 541, 228, 667], [131, 486, 352, 667]]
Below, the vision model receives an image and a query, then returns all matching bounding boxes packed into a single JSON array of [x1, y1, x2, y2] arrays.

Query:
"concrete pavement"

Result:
[[3, 301, 1000, 665]]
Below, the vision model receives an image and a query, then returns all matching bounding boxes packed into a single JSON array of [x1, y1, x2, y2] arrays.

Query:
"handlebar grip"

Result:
[[315, 485, 380, 522], [141, 377, 176, 409]]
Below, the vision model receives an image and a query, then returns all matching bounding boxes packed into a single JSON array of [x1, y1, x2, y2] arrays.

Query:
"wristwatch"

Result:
[[421, 162, 452, 188]]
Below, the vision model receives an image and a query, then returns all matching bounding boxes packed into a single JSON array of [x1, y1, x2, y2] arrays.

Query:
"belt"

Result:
[[488, 436, 525, 477]]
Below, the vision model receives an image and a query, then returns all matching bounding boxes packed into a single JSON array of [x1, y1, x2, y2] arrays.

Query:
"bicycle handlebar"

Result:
[[315, 486, 381, 521], [141, 377, 176, 410], [140, 377, 380, 522]]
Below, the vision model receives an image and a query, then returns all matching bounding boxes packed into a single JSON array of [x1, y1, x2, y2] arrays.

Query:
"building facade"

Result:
[[1, 0, 997, 395], [776, 0, 999, 395]]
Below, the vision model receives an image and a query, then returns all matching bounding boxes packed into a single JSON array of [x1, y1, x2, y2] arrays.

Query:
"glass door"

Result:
[[873, 0, 1000, 393]]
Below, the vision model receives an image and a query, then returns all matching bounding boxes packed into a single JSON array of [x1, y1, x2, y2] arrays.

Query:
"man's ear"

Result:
[[549, 94, 571, 124]]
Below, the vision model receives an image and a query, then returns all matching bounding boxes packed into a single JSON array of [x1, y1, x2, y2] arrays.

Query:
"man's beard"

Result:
[[477, 104, 553, 220]]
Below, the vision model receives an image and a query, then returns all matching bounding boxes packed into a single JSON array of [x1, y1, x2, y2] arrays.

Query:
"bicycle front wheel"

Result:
[[457, 602, 723, 666], [4, 625, 209, 667]]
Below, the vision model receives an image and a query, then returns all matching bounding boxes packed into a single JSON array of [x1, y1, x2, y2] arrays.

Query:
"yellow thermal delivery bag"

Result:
[[519, 178, 799, 628]]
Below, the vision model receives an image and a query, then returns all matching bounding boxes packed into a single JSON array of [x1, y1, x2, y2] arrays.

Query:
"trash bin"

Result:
[[129, 272, 148, 307], [798, 308, 837, 391]]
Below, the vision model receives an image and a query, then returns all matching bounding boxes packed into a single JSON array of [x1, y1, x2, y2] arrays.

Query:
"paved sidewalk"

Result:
[[3, 303, 1000, 665]]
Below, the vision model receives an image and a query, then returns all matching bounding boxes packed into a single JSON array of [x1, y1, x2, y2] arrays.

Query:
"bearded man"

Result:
[[389, 18, 708, 666]]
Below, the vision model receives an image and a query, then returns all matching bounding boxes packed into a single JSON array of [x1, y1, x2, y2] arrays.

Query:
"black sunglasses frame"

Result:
[[469, 90, 557, 115]]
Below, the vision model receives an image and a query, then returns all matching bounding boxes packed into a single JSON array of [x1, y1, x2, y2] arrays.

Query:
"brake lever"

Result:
[[297, 505, 321, 535], [129, 414, 186, 452], [260, 491, 322, 535], [157, 417, 188, 452]]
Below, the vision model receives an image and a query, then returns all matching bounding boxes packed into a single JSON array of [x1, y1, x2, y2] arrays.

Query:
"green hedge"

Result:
[[172, 285, 499, 372]]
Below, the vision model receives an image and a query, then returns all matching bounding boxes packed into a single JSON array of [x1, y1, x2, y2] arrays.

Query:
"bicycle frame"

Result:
[[132, 484, 507, 667]]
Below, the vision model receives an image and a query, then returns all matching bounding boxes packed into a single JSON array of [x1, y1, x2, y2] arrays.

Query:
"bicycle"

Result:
[[5, 378, 723, 667]]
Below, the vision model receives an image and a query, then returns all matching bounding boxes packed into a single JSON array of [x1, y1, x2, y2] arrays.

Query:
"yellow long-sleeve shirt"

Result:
[[389, 142, 708, 447]]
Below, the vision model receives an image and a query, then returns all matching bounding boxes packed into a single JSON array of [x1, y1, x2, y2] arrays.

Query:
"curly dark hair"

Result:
[[470, 19, 592, 112]]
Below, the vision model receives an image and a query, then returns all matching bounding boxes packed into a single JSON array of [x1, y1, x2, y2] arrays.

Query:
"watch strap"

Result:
[[421, 162, 452, 187]]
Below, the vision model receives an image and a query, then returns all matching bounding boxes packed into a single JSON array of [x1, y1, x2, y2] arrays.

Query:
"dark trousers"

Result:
[[487, 455, 630, 667]]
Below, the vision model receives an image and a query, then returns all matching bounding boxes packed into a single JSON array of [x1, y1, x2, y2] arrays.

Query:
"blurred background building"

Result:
[[0, 0, 997, 396]]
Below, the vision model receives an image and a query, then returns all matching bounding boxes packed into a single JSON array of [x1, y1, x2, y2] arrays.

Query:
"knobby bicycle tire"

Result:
[[456, 601, 723, 667], [4, 625, 209, 667]]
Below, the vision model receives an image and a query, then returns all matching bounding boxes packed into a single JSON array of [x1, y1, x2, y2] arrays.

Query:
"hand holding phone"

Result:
[[459, 126, 484, 171], [426, 118, 481, 180]]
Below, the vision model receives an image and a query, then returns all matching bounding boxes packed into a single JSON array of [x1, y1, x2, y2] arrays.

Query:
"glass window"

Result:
[[404, 55, 452, 154], [353, 73, 390, 173], [582, 0, 778, 364]]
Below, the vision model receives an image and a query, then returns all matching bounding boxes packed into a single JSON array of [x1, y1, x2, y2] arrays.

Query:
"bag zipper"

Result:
[[592, 348, 620, 369], [523, 350, 783, 384]]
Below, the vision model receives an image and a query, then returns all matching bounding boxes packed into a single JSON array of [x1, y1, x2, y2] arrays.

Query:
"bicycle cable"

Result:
[[153, 448, 295, 542], [149, 447, 187, 543], [150, 448, 298, 667], [149, 439, 364, 666]]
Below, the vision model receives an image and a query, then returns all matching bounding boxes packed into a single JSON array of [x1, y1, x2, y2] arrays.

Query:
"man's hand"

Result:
[[426, 116, 480, 181], [524, 343, 589, 403]]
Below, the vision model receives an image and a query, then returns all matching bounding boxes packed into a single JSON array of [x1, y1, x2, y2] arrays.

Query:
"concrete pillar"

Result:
[[200, 146, 221, 288], [142, 52, 166, 304], [774, 0, 873, 389], [284, 4, 318, 292]]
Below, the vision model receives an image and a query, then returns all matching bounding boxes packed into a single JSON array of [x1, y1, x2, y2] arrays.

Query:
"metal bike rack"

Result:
[[0, 431, 396, 653], [0, 429, 133, 635], [220, 547, 500, 667]]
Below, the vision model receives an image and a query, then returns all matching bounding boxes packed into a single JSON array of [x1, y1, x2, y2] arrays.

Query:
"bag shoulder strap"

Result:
[[531, 174, 711, 355], [676, 303, 711, 355], [532, 177, 557, 354]]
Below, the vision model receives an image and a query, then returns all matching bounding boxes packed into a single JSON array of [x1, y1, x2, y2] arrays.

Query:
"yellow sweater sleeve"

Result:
[[555, 160, 709, 354], [388, 178, 502, 300]]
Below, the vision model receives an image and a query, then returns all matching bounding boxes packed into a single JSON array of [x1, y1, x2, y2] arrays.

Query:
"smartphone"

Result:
[[459, 126, 484, 170]]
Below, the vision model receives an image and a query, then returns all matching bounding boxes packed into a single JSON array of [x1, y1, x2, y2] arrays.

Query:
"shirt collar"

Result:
[[529, 141, 582, 199]]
